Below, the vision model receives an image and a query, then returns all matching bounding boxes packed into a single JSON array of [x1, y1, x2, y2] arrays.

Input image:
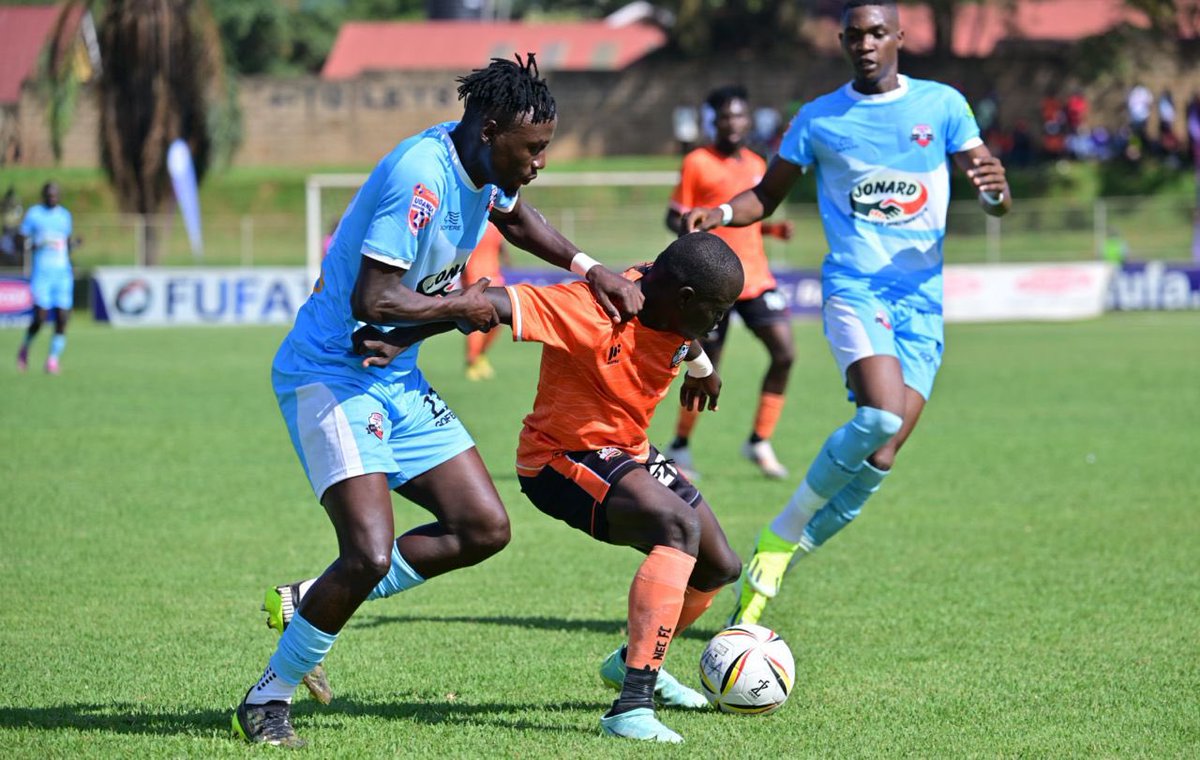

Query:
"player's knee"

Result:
[[710, 550, 743, 589], [458, 508, 511, 561], [342, 547, 392, 586], [855, 406, 904, 447], [769, 343, 795, 372], [652, 506, 701, 555]]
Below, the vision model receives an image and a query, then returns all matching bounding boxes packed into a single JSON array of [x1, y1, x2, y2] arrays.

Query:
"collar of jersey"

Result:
[[435, 122, 484, 193], [842, 74, 910, 104]]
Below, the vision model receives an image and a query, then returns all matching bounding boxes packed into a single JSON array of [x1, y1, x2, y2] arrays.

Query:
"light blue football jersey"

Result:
[[283, 121, 517, 383], [779, 76, 981, 312], [20, 204, 73, 275]]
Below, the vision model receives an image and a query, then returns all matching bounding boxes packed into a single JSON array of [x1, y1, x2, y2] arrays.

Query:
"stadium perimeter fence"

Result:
[[1, 173, 1196, 275]]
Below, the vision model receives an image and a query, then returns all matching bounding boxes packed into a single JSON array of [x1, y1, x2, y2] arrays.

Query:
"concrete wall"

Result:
[[10, 46, 1200, 168]]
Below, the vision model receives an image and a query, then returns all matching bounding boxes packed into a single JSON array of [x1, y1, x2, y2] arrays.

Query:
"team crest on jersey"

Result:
[[910, 124, 934, 147], [597, 447, 622, 462], [408, 184, 440, 236], [874, 310, 892, 331], [670, 342, 689, 368], [366, 412, 385, 440], [849, 172, 930, 225]]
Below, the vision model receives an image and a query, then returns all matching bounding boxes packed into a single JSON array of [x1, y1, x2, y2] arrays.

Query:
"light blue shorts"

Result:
[[30, 271, 73, 311], [822, 286, 944, 401], [273, 347, 475, 500]]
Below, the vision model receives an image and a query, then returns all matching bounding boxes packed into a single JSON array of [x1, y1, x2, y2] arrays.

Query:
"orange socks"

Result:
[[675, 585, 721, 635], [625, 546, 697, 672], [753, 392, 786, 441]]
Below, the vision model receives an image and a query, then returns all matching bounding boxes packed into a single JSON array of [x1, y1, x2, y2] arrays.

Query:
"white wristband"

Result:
[[718, 203, 734, 226], [685, 349, 714, 378], [570, 252, 601, 277], [980, 190, 1005, 206]]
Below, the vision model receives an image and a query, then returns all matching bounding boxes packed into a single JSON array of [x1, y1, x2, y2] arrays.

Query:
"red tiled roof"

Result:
[[808, 0, 1195, 57], [0, 5, 82, 105], [321, 20, 668, 79], [899, 0, 1197, 57]]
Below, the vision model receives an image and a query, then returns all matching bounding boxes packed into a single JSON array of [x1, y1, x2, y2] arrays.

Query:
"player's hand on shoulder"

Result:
[[680, 372, 722, 413], [447, 277, 500, 331], [587, 266, 643, 324]]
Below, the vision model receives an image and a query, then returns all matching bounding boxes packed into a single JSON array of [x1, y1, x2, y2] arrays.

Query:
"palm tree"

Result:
[[45, 0, 231, 263]]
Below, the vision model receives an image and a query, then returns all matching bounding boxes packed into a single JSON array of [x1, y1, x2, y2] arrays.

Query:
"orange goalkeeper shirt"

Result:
[[670, 145, 775, 300], [507, 271, 692, 475]]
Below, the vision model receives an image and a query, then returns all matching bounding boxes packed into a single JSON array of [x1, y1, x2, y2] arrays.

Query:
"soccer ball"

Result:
[[698, 624, 795, 715]]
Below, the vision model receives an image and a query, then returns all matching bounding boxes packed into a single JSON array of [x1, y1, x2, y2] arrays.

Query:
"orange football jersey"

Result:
[[670, 146, 776, 300], [507, 274, 691, 475]]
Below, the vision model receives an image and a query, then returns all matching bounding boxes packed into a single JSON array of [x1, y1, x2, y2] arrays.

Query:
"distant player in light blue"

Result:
[[16, 182, 76, 374], [232, 55, 644, 748], [682, 0, 1011, 626]]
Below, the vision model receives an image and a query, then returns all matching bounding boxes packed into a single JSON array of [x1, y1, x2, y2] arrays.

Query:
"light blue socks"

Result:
[[269, 611, 337, 687], [366, 542, 425, 601], [802, 461, 889, 549]]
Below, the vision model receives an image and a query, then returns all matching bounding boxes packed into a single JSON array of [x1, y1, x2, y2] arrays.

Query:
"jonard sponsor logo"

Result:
[[849, 172, 929, 225]]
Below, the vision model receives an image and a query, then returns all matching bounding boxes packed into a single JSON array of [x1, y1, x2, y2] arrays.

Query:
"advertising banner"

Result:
[[1106, 261, 1200, 311], [502, 268, 825, 318], [92, 267, 312, 327], [943, 262, 1114, 322], [0, 275, 33, 327]]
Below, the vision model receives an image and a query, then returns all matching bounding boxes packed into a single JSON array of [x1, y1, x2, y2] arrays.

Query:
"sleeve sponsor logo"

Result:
[[849, 172, 929, 225], [408, 183, 440, 236]]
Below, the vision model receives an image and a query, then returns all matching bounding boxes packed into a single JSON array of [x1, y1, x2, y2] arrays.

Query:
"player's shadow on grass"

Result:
[[0, 698, 608, 738], [355, 613, 716, 641], [331, 697, 608, 735]]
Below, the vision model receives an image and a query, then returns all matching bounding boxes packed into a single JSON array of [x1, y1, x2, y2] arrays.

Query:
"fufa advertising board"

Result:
[[92, 267, 313, 327]]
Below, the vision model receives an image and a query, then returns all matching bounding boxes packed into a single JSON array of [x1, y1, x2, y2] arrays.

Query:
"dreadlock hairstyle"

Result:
[[705, 84, 749, 114], [457, 53, 557, 131]]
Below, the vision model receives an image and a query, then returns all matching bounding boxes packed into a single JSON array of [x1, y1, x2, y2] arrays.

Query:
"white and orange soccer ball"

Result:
[[698, 624, 795, 715]]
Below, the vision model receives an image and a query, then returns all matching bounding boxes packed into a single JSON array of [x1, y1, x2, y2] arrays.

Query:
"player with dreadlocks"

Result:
[[232, 54, 643, 747]]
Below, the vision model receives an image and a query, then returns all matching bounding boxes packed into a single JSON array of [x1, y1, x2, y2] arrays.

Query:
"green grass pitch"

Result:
[[2, 313, 1198, 757]]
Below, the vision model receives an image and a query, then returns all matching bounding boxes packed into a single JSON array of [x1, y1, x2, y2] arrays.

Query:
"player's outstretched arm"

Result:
[[953, 146, 1011, 217], [355, 285, 514, 368], [679, 344, 722, 412], [492, 200, 643, 323], [351, 256, 498, 330], [680, 158, 805, 233]]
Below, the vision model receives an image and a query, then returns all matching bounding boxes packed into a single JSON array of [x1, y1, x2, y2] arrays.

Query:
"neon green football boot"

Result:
[[727, 527, 800, 626]]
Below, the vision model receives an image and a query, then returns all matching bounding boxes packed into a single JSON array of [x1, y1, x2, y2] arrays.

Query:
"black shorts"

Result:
[[707, 289, 791, 348], [518, 445, 702, 543]]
